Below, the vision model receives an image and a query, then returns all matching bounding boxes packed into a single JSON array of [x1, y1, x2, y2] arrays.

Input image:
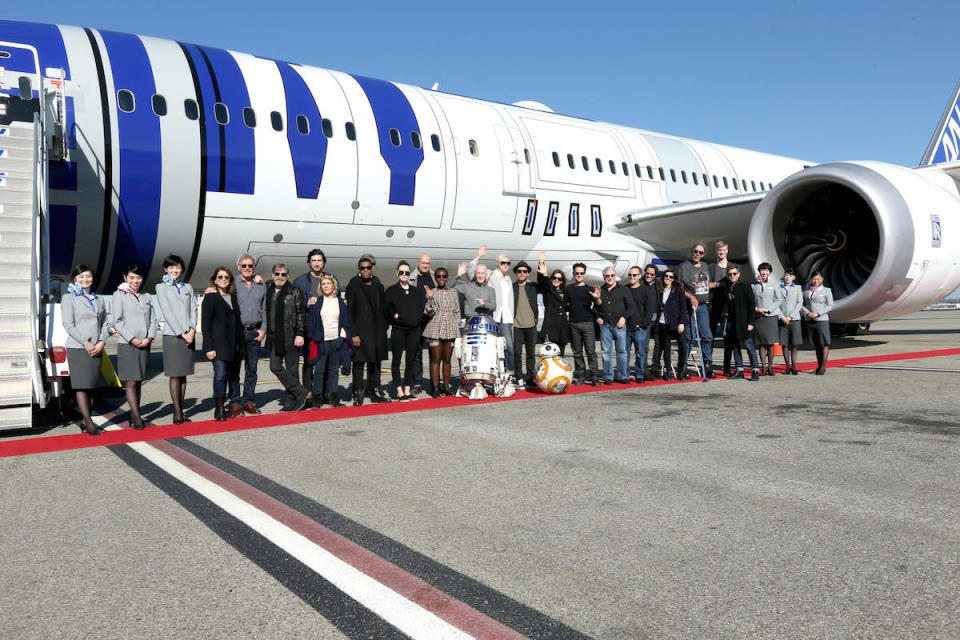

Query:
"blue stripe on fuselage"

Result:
[[350, 75, 423, 206], [276, 62, 327, 199], [98, 29, 162, 286], [181, 43, 255, 195], [0, 20, 72, 80]]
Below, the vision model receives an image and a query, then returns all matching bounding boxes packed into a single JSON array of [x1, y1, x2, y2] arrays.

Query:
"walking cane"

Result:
[[689, 312, 709, 383]]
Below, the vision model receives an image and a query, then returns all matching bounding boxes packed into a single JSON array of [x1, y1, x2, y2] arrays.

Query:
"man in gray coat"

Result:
[[454, 261, 498, 319]]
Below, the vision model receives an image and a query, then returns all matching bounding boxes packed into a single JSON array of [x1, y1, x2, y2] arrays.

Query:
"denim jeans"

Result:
[[629, 327, 649, 378], [730, 333, 759, 371], [239, 327, 261, 403], [212, 359, 236, 399], [312, 338, 343, 395], [498, 322, 514, 371], [683, 303, 714, 365], [599, 323, 629, 381]]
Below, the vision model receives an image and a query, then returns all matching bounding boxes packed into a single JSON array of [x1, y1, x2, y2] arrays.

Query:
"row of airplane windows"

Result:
[[547, 149, 772, 192], [112, 89, 770, 192]]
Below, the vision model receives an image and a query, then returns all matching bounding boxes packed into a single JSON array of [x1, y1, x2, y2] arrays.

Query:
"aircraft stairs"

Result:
[[0, 112, 51, 430]]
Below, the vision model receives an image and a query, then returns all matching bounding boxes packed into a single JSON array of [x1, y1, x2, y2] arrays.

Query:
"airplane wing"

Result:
[[613, 192, 764, 258], [915, 159, 960, 182]]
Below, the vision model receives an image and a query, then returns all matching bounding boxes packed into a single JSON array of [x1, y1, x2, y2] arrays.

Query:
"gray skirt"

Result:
[[162, 334, 195, 377], [806, 320, 831, 347], [117, 343, 150, 381], [778, 320, 802, 346], [755, 315, 780, 345], [67, 348, 101, 389]]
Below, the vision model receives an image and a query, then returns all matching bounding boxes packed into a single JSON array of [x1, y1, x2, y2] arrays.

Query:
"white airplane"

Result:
[[1, 20, 960, 417]]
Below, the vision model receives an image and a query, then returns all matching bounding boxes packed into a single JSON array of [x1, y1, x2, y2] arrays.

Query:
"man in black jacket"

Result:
[[626, 265, 657, 383], [512, 261, 541, 389], [567, 263, 600, 386], [264, 264, 309, 411], [346, 257, 391, 405], [590, 266, 634, 384], [724, 265, 759, 381]]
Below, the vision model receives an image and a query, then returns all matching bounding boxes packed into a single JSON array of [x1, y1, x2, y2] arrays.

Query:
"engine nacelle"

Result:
[[748, 161, 960, 321]]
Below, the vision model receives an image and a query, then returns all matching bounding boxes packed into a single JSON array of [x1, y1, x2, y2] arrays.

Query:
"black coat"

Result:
[[537, 272, 570, 344], [658, 286, 689, 330], [264, 281, 306, 353], [727, 280, 757, 341], [201, 292, 242, 361], [346, 275, 388, 362], [385, 282, 426, 329], [627, 283, 657, 330]]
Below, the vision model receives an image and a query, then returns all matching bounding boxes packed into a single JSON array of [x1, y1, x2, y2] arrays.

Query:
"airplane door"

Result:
[[0, 41, 42, 123], [494, 125, 535, 198]]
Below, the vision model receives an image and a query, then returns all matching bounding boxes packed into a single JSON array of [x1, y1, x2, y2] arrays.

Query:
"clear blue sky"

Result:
[[5, 1, 958, 166]]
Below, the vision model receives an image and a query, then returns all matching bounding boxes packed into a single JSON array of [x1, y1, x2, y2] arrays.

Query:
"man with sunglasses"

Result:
[[346, 257, 391, 404], [512, 260, 541, 389], [641, 265, 664, 380], [626, 265, 657, 383], [567, 262, 600, 386], [233, 253, 267, 415], [264, 263, 309, 411], [724, 265, 760, 381], [677, 243, 717, 378], [590, 266, 634, 384]]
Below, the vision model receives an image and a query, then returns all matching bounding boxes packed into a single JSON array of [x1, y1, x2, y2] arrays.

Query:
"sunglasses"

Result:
[[729, 272, 740, 276], [499, 261, 511, 265], [516, 269, 529, 274], [435, 274, 448, 279], [573, 271, 585, 276], [663, 275, 674, 279], [274, 272, 287, 277], [359, 265, 373, 271], [216, 274, 232, 280], [398, 270, 410, 275], [551, 276, 563, 281], [603, 274, 616, 279], [239, 263, 255, 268], [628, 273, 641, 277], [692, 250, 704, 255]]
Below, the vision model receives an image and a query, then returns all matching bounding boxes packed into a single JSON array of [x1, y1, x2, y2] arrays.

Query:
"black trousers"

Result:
[[352, 361, 382, 393], [391, 326, 420, 387], [569, 320, 599, 380], [658, 324, 689, 374], [513, 326, 537, 381], [270, 345, 304, 404]]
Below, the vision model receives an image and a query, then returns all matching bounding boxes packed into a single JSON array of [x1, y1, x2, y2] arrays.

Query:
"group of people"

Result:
[[61, 242, 834, 435]]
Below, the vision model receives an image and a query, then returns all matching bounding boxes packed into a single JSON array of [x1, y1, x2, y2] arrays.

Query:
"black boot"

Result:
[[214, 397, 227, 422], [704, 362, 715, 378], [327, 392, 342, 407], [352, 387, 364, 406]]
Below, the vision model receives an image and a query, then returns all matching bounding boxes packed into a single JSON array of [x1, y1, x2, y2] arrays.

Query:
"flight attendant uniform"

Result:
[[112, 284, 157, 381], [155, 276, 197, 376], [61, 285, 110, 389]]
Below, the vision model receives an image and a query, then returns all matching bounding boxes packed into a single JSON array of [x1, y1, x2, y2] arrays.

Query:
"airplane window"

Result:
[[0, 51, 10, 59], [243, 107, 256, 128], [567, 153, 575, 169], [151, 94, 167, 116], [751, 180, 757, 191], [184, 99, 199, 121], [469, 139, 479, 156], [691, 172, 698, 185], [346, 122, 357, 140], [634, 164, 641, 178], [732, 178, 739, 190], [411, 131, 422, 149], [595, 158, 603, 172], [610, 160, 617, 174], [214, 102, 229, 125], [524, 148, 531, 164], [670, 169, 677, 182], [713, 175, 719, 188], [18, 76, 32, 99], [296, 115, 310, 135], [552, 151, 560, 167], [723, 176, 729, 188], [270, 111, 283, 131], [390, 128, 402, 147], [658, 167, 665, 181], [647, 166, 654, 179], [117, 89, 135, 113], [321, 118, 333, 138], [430, 133, 440, 151], [581, 156, 589, 171], [681, 170, 688, 184], [702, 173, 708, 185]]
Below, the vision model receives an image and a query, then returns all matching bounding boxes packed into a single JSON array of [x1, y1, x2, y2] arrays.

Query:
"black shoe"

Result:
[[83, 418, 101, 435], [614, 378, 630, 384], [705, 365, 716, 379], [749, 370, 760, 381], [413, 385, 423, 396], [635, 376, 645, 384], [678, 369, 690, 380], [131, 418, 145, 431], [352, 390, 364, 406], [815, 367, 825, 375], [790, 366, 799, 376], [663, 372, 674, 381], [310, 394, 326, 409], [591, 379, 602, 387], [766, 368, 775, 377], [327, 392, 343, 407], [214, 398, 227, 422], [644, 371, 656, 382], [431, 388, 443, 399], [291, 388, 309, 411], [366, 390, 390, 403], [729, 371, 744, 380], [602, 379, 613, 386]]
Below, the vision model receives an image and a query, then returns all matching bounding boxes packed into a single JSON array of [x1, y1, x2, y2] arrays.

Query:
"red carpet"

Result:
[[3, 347, 959, 459]]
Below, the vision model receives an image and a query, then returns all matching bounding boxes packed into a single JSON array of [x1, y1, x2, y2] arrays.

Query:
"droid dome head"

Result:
[[465, 315, 499, 335], [536, 342, 561, 358]]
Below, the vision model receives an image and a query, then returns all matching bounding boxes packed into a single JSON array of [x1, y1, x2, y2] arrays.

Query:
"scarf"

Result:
[[69, 283, 97, 309], [116, 282, 141, 299], [162, 273, 185, 293]]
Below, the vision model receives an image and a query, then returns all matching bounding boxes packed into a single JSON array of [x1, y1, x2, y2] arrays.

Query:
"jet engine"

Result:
[[748, 161, 960, 321]]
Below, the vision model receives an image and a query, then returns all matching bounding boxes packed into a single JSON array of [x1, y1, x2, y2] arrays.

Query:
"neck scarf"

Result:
[[163, 273, 185, 293]]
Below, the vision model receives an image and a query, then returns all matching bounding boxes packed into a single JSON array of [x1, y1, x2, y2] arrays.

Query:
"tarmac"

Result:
[[1, 311, 958, 639]]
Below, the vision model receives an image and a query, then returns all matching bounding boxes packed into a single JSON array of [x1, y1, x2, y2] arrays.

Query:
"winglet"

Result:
[[920, 78, 960, 166]]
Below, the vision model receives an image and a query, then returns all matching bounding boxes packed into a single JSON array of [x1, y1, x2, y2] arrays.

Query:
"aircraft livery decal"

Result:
[[350, 75, 423, 206], [276, 62, 327, 199]]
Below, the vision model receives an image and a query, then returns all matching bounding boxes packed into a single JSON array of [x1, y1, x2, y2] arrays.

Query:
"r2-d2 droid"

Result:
[[454, 315, 516, 400]]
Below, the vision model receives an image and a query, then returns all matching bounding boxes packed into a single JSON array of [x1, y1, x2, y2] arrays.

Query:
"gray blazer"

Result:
[[112, 291, 157, 344], [802, 286, 834, 322], [154, 282, 198, 336], [751, 280, 783, 317], [61, 291, 110, 348], [453, 276, 498, 318], [779, 283, 803, 321]]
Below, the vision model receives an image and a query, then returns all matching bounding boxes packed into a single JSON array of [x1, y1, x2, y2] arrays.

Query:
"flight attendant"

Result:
[[62, 265, 110, 435], [112, 264, 156, 429], [803, 271, 834, 375], [155, 254, 197, 424], [202, 267, 243, 421]]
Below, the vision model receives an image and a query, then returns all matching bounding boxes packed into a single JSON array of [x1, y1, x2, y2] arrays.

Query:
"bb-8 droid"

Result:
[[534, 342, 573, 393]]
